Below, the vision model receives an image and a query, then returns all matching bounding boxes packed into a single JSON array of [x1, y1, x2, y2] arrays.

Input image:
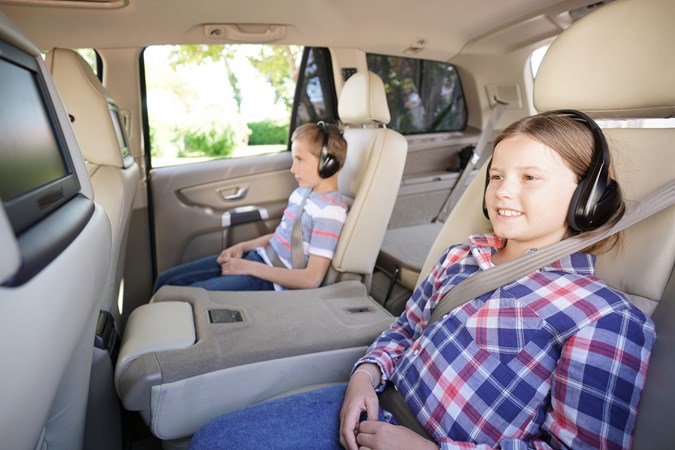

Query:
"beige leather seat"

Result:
[[0, 13, 112, 450], [46, 47, 140, 325], [113, 71, 406, 442], [416, 0, 675, 447], [327, 71, 408, 283], [46, 47, 140, 450]]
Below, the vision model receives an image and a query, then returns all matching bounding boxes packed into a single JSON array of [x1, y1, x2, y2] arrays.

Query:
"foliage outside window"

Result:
[[144, 44, 302, 167], [366, 54, 467, 134]]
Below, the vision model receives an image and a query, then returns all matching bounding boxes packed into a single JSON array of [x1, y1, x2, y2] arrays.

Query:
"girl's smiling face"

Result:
[[485, 134, 579, 255]]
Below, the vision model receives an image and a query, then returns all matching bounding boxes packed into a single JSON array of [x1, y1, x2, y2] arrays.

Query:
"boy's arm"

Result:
[[218, 233, 273, 261], [221, 253, 332, 289]]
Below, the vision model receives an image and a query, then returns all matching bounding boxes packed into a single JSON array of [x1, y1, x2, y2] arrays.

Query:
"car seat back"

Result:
[[46, 48, 140, 325], [325, 71, 407, 284], [417, 0, 675, 447], [0, 15, 112, 450]]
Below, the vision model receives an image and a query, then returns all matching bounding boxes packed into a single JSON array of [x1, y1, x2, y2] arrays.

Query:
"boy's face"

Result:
[[290, 137, 322, 189], [484, 134, 578, 252]]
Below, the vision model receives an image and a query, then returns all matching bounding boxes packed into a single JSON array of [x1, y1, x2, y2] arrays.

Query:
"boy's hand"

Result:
[[219, 256, 254, 275], [217, 244, 244, 264]]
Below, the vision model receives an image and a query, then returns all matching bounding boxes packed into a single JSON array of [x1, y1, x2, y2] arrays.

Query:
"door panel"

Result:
[[150, 152, 295, 273]]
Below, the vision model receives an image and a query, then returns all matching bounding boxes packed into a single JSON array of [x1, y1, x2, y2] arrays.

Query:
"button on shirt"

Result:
[[357, 234, 655, 449]]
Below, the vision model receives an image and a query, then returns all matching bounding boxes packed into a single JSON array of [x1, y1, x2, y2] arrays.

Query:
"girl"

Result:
[[190, 111, 655, 450]]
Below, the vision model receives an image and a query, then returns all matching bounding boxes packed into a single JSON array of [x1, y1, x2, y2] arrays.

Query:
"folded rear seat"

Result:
[[115, 281, 393, 439]]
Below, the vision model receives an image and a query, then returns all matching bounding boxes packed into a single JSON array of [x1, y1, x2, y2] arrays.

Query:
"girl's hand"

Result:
[[339, 370, 380, 450], [355, 420, 439, 450]]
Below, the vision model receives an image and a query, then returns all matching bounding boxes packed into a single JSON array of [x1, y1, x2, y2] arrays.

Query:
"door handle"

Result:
[[221, 187, 248, 201]]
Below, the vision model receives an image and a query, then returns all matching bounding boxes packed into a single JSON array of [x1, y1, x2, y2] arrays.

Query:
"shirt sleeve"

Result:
[[434, 307, 655, 450]]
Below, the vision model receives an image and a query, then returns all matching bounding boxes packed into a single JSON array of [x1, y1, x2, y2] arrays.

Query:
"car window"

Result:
[[291, 47, 338, 129], [143, 44, 302, 167], [366, 53, 467, 134]]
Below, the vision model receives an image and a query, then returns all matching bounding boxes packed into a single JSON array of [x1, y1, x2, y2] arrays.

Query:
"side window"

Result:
[[143, 44, 302, 167], [291, 47, 338, 130], [366, 54, 467, 134]]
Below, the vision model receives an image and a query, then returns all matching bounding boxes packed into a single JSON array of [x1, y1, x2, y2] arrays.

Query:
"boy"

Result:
[[153, 121, 348, 292]]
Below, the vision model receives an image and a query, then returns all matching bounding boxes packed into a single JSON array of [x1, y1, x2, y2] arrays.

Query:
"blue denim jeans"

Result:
[[152, 251, 274, 293], [189, 384, 347, 450]]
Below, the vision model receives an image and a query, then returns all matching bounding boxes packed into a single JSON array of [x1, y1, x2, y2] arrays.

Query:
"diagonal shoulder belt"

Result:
[[265, 188, 311, 269]]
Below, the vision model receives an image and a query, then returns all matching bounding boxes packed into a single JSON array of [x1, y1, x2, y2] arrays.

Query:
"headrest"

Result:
[[534, 0, 675, 118], [338, 71, 391, 125], [46, 48, 126, 168]]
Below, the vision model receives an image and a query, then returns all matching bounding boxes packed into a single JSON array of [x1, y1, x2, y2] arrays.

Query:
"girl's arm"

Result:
[[355, 246, 460, 384]]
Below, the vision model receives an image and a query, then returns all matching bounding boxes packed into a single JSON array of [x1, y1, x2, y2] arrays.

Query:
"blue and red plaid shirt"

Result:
[[357, 234, 655, 449]]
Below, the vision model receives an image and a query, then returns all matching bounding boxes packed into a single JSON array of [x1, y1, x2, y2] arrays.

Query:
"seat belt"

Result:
[[381, 178, 675, 436], [435, 99, 507, 222], [265, 188, 311, 269], [429, 178, 675, 324]]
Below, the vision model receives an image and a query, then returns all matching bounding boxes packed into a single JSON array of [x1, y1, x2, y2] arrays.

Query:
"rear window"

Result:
[[366, 54, 467, 134]]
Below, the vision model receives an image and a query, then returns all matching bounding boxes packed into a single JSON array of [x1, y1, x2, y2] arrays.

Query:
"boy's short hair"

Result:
[[291, 122, 347, 169]]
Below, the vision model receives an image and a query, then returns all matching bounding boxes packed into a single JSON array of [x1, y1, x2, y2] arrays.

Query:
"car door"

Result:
[[145, 46, 338, 278]]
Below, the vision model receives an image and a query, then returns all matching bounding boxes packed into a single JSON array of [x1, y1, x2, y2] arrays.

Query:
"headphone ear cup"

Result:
[[316, 121, 340, 178], [568, 178, 622, 231], [318, 153, 340, 178]]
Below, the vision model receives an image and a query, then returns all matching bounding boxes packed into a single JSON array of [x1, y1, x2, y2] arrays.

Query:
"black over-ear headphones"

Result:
[[482, 109, 622, 232], [317, 121, 340, 179]]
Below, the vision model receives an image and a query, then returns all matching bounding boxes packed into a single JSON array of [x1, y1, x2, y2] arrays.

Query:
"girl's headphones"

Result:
[[317, 121, 340, 179], [482, 109, 622, 232]]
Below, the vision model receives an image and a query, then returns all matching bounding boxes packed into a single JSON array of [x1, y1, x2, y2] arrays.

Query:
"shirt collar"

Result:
[[468, 233, 596, 276]]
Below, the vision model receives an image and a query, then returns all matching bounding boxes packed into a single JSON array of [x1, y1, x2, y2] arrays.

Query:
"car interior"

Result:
[[1, 0, 674, 449]]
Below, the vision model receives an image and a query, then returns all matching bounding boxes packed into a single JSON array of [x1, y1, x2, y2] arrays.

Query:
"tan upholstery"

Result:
[[327, 71, 407, 280], [417, 162, 492, 286], [112, 70, 405, 440], [0, 13, 112, 450], [533, 3, 675, 446], [46, 48, 140, 323]]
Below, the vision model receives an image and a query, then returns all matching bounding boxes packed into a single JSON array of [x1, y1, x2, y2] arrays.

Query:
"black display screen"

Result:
[[0, 40, 79, 235]]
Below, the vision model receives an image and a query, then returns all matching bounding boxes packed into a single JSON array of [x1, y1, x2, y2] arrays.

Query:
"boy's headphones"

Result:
[[317, 121, 340, 179], [482, 109, 622, 232]]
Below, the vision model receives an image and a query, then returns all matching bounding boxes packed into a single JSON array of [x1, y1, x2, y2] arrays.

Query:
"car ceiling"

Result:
[[0, 0, 607, 61]]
